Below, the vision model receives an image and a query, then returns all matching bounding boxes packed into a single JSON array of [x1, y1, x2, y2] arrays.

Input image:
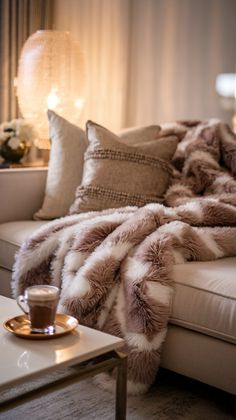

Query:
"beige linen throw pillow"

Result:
[[34, 110, 87, 220], [69, 120, 178, 214]]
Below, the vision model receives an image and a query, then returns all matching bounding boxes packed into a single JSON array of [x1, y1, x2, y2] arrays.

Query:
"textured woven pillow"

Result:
[[34, 110, 87, 220], [69, 121, 178, 214]]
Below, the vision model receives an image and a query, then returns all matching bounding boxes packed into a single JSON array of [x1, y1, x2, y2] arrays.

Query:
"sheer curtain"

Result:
[[126, 0, 236, 127], [53, 0, 236, 130], [53, 0, 131, 131], [1, 0, 236, 129], [0, 0, 53, 122]]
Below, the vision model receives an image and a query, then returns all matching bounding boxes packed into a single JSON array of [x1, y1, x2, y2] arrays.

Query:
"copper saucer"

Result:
[[3, 313, 78, 340]]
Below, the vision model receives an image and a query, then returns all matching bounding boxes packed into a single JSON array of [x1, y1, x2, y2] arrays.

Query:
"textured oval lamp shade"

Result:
[[17, 30, 86, 149]]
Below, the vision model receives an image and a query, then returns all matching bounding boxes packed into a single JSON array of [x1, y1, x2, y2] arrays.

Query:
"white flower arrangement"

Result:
[[0, 118, 36, 163]]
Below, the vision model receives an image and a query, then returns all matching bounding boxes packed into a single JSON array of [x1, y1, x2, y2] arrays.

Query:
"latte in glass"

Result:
[[17, 285, 60, 334]]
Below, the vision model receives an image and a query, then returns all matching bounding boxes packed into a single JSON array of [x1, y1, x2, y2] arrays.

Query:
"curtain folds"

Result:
[[1, 0, 236, 129], [54, 0, 236, 130], [53, 0, 132, 131], [0, 0, 53, 122], [126, 0, 236, 128]]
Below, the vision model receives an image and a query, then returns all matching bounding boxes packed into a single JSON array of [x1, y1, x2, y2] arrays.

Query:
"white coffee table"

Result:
[[0, 296, 127, 419]]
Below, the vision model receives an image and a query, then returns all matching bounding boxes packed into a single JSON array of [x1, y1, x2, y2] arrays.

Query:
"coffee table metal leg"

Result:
[[115, 352, 127, 420]]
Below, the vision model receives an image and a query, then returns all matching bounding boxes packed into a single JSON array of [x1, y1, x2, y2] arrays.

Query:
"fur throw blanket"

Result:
[[12, 119, 236, 395]]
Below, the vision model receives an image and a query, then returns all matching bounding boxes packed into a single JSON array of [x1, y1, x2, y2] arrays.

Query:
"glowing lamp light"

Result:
[[75, 97, 85, 109], [47, 89, 60, 109], [17, 30, 86, 149], [216, 73, 236, 98], [216, 73, 236, 133]]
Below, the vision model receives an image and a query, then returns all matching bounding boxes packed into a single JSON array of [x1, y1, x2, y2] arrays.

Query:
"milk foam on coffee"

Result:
[[27, 286, 59, 301]]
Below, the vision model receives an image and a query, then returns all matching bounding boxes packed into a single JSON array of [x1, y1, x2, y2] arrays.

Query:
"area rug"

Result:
[[1, 368, 235, 419]]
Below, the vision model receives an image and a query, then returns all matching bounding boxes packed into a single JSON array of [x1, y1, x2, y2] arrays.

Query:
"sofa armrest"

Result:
[[0, 167, 48, 223]]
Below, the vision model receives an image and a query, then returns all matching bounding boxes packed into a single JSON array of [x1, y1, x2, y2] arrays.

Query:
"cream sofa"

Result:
[[0, 167, 236, 395]]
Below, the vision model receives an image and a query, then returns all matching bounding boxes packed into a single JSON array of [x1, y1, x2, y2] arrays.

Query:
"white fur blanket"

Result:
[[12, 119, 236, 394]]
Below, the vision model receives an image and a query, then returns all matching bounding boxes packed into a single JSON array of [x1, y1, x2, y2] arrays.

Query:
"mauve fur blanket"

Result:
[[12, 118, 236, 395]]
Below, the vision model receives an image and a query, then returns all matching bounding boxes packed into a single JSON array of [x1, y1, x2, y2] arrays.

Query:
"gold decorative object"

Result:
[[0, 118, 36, 163]]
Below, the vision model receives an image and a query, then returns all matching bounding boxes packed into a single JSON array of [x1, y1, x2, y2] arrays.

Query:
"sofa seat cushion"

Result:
[[171, 257, 236, 344], [0, 221, 48, 270]]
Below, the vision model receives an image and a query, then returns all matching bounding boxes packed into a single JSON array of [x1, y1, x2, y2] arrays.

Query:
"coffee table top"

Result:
[[0, 296, 124, 391]]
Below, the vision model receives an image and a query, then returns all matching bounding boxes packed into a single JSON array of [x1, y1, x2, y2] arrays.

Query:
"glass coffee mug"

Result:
[[17, 285, 60, 334]]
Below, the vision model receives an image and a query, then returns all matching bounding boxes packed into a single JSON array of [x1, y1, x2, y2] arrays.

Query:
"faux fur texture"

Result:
[[12, 119, 236, 395]]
